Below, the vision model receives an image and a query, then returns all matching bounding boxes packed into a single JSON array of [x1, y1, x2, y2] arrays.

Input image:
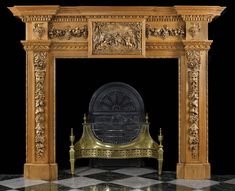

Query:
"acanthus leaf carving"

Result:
[[92, 22, 142, 55], [186, 50, 200, 159], [33, 51, 47, 159], [48, 25, 88, 40], [146, 24, 185, 39]]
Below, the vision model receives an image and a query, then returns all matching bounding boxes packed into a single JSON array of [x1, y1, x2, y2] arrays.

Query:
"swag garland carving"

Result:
[[48, 25, 88, 40], [146, 25, 185, 39], [92, 22, 142, 55], [186, 50, 200, 159], [34, 52, 47, 159]]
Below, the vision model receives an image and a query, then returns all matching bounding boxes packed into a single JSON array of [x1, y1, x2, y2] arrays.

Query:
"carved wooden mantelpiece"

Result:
[[9, 5, 224, 180]]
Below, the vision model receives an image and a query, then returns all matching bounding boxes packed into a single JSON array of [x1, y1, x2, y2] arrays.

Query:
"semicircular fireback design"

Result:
[[89, 82, 145, 144]]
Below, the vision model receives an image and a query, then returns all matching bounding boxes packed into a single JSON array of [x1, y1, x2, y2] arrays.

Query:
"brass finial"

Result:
[[70, 128, 75, 146], [158, 128, 163, 146], [71, 128, 73, 136], [145, 113, 149, 123], [83, 113, 87, 124]]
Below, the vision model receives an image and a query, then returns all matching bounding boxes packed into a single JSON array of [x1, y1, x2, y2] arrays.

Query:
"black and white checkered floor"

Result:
[[1, 167, 235, 191]]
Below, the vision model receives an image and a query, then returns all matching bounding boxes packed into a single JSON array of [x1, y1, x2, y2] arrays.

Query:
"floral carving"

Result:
[[186, 50, 200, 159], [188, 23, 201, 38], [34, 52, 47, 159], [33, 23, 45, 40], [146, 25, 185, 39], [48, 25, 88, 40], [92, 22, 142, 55]]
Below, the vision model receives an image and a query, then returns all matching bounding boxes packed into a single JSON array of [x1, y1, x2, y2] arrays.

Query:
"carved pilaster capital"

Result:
[[22, 41, 52, 51], [182, 40, 212, 51]]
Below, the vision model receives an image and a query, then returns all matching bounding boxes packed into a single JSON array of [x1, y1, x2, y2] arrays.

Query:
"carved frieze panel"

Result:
[[88, 19, 145, 57]]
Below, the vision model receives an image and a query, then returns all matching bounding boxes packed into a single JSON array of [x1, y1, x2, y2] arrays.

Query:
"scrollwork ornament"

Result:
[[186, 50, 200, 159], [33, 52, 47, 159]]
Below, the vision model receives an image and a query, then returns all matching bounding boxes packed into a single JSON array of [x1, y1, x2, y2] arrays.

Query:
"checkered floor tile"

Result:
[[0, 167, 235, 191]]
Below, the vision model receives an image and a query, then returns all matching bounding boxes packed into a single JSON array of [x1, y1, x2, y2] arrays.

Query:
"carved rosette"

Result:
[[146, 25, 185, 39], [33, 52, 47, 159], [186, 50, 200, 159], [92, 22, 143, 55], [48, 25, 88, 40]]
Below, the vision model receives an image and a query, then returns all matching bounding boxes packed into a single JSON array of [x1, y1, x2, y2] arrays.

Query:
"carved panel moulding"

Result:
[[186, 50, 200, 159], [146, 24, 185, 39], [22, 41, 51, 51], [89, 20, 145, 57], [51, 42, 88, 51], [48, 24, 88, 40], [183, 40, 212, 50], [146, 42, 183, 50], [33, 51, 47, 159]]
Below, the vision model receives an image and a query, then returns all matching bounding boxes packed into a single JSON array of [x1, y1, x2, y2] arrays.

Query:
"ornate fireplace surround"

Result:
[[9, 5, 224, 180]]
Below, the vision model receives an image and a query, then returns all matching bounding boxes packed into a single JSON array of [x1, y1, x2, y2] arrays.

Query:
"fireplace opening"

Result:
[[56, 58, 178, 171]]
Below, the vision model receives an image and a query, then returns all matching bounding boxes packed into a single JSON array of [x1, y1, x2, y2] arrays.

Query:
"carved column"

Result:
[[176, 7, 214, 179], [10, 6, 59, 180]]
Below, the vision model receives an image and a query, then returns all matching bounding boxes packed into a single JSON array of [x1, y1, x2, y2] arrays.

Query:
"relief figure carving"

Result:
[[92, 22, 142, 55]]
